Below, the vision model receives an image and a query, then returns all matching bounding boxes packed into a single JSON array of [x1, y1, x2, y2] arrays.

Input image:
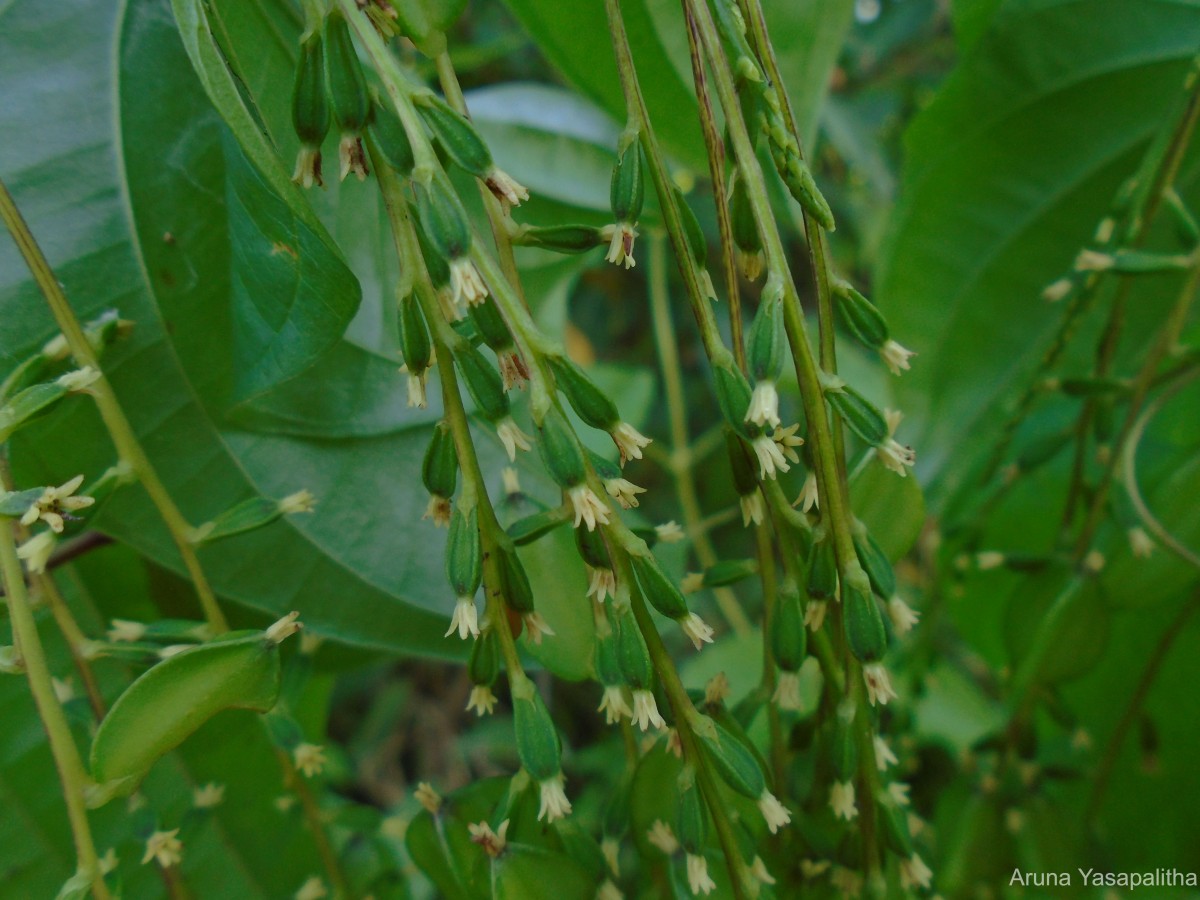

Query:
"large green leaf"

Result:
[[0, 0, 476, 654], [876, 0, 1200, 506]]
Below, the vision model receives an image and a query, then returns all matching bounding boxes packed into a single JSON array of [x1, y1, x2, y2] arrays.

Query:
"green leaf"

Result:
[[171, 0, 361, 397], [493, 843, 596, 900], [849, 458, 926, 561], [877, 0, 1200, 505]]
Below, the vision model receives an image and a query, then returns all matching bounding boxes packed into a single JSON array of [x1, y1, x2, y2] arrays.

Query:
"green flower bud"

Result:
[[676, 769, 708, 855], [511, 224, 606, 254], [596, 627, 624, 687], [730, 171, 763, 280], [610, 139, 644, 225], [399, 293, 431, 407], [413, 209, 451, 292], [674, 187, 707, 269], [454, 344, 508, 422], [575, 523, 613, 570], [497, 543, 534, 614], [806, 535, 837, 600], [415, 171, 472, 263], [726, 431, 759, 498], [189, 491, 314, 546], [290, 32, 330, 188], [879, 799, 914, 857], [549, 356, 619, 433], [771, 583, 807, 672], [468, 629, 500, 687], [843, 573, 886, 664], [831, 704, 858, 782], [537, 405, 588, 490], [768, 135, 834, 232], [415, 92, 493, 177], [853, 529, 896, 600], [445, 505, 481, 599], [696, 716, 766, 800], [823, 380, 888, 447], [630, 554, 689, 620], [714, 361, 755, 441], [368, 98, 415, 177], [421, 419, 457, 525], [511, 677, 562, 782], [695, 558, 759, 589], [832, 280, 889, 349], [322, 10, 371, 181], [614, 607, 653, 691]]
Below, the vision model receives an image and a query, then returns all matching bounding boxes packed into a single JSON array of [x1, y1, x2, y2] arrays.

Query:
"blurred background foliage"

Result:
[[2, 0, 1200, 895]]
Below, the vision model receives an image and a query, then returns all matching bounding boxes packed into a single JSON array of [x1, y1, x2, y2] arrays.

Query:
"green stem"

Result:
[[0, 178, 227, 634], [753, 520, 785, 787], [0, 521, 110, 900], [680, 0, 859, 582], [368, 140, 526, 679], [648, 233, 751, 635], [624, 578, 754, 900], [275, 748, 350, 899], [681, 3, 745, 370]]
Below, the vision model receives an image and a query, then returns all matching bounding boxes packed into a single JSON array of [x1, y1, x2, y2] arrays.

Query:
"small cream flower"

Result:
[[773, 423, 804, 464], [679, 613, 714, 651], [193, 782, 225, 809], [740, 491, 765, 527], [604, 476, 646, 509], [1128, 526, 1155, 558], [537, 774, 572, 822], [486, 167, 529, 205], [445, 597, 480, 640], [874, 735, 898, 771], [655, 521, 685, 543], [449, 258, 488, 308], [598, 686, 632, 724], [900, 853, 933, 890], [646, 820, 679, 855], [466, 685, 497, 716], [522, 611, 556, 645], [681, 572, 705, 594], [414, 782, 442, 814], [880, 340, 916, 376], [829, 780, 858, 821], [603, 223, 639, 270], [16, 531, 56, 574], [107, 619, 146, 642], [406, 369, 428, 408], [758, 790, 791, 833], [423, 495, 453, 527], [772, 670, 803, 711], [293, 743, 327, 778], [804, 600, 827, 632], [795, 470, 820, 513], [601, 836, 621, 877], [887, 595, 920, 636], [686, 853, 716, 896], [611, 422, 651, 463], [142, 829, 183, 868], [876, 409, 915, 477], [278, 489, 317, 515], [745, 380, 780, 429], [751, 434, 790, 479], [294, 876, 327, 900], [863, 662, 898, 707], [497, 350, 529, 392], [748, 856, 775, 885], [586, 565, 617, 602], [20, 475, 94, 533], [468, 819, 510, 857], [631, 689, 665, 732], [888, 781, 911, 807], [496, 418, 532, 462], [568, 485, 611, 531]]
